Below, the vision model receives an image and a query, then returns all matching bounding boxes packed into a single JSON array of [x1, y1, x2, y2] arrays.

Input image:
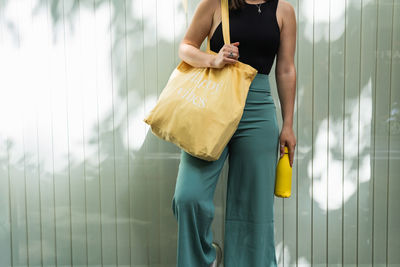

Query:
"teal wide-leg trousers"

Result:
[[172, 73, 279, 267]]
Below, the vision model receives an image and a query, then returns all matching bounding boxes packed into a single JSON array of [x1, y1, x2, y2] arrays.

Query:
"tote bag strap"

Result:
[[206, 0, 230, 53]]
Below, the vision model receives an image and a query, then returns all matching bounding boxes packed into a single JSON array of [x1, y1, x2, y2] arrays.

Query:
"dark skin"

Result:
[[179, 0, 297, 167]]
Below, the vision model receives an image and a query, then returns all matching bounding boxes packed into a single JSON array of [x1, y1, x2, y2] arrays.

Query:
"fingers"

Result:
[[279, 143, 295, 167], [222, 51, 239, 64], [223, 44, 240, 58], [218, 43, 240, 65], [279, 144, 285, 158], [225, 51, 239, 59], [224, 51, 239, 59], [230, 42, 240, 50], [223, 56, 238, 64], [229, 46, 239, 55], [288, 145, 295, 167], [288, 150, 294, 167]]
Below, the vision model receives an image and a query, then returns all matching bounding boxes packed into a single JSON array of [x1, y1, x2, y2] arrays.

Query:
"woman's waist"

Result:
[[248, 73, 271, 93]]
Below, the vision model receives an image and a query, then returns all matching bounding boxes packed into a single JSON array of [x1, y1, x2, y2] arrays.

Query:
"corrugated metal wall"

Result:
[[0, 0, 398, 266]]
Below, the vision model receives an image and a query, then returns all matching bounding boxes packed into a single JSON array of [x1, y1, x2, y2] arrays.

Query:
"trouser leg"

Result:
[[224, 82, 280, 267], [172, 146, 229, 267]]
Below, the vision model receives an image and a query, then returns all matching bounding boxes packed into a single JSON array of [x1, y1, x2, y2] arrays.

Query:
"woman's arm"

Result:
[[178, 0, 218, 68], [178, 0, 239, 68], [275, 0, 297, 166]]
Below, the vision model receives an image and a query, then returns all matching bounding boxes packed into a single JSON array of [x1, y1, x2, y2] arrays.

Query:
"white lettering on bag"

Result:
[[176, 69, 224, 108]]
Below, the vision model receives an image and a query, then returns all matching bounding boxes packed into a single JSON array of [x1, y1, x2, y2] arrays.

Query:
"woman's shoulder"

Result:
[[196, 0, 220, 19], [277, 0, 296, 30], [277, 0, 295, 16], [199, 0, 220, 9]]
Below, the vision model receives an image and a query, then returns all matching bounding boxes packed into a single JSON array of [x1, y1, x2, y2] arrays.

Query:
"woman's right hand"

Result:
[[211, 42, 240, 68]]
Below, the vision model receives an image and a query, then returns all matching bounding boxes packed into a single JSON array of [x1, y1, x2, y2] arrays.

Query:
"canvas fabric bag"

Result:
[[143, 0, 258, 161]]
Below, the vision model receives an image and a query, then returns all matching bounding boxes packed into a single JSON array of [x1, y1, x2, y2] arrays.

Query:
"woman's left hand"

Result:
[[279, 126, 296, 167]]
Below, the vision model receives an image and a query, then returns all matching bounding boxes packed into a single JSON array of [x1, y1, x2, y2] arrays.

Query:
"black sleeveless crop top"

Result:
[[209, 0, 280, 75]]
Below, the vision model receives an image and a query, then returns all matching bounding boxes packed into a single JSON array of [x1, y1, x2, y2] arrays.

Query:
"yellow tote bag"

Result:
[[143, 0, 258, 161]]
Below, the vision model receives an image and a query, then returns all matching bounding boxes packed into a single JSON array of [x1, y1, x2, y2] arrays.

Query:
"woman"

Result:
[[172, 0, 297, 266]]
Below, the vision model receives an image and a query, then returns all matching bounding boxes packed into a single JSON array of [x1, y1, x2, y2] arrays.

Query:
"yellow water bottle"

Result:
[[274, 146, 292, 198]]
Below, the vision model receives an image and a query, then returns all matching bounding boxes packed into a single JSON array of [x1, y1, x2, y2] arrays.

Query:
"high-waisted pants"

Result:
[[171, 73, 279, 267]]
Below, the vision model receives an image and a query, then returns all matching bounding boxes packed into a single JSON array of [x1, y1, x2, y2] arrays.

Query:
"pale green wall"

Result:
[[0, 0, 399, 266]]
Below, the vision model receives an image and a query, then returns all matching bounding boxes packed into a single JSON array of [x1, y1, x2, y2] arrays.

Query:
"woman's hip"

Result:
[[241, 73, 276, 119]]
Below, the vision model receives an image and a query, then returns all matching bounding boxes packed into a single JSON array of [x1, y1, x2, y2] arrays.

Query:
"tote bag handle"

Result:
[[206, 0, 230, 53]]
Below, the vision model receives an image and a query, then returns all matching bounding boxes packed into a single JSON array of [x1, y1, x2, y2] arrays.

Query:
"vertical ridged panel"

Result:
[[0, 1, 398, 266]]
